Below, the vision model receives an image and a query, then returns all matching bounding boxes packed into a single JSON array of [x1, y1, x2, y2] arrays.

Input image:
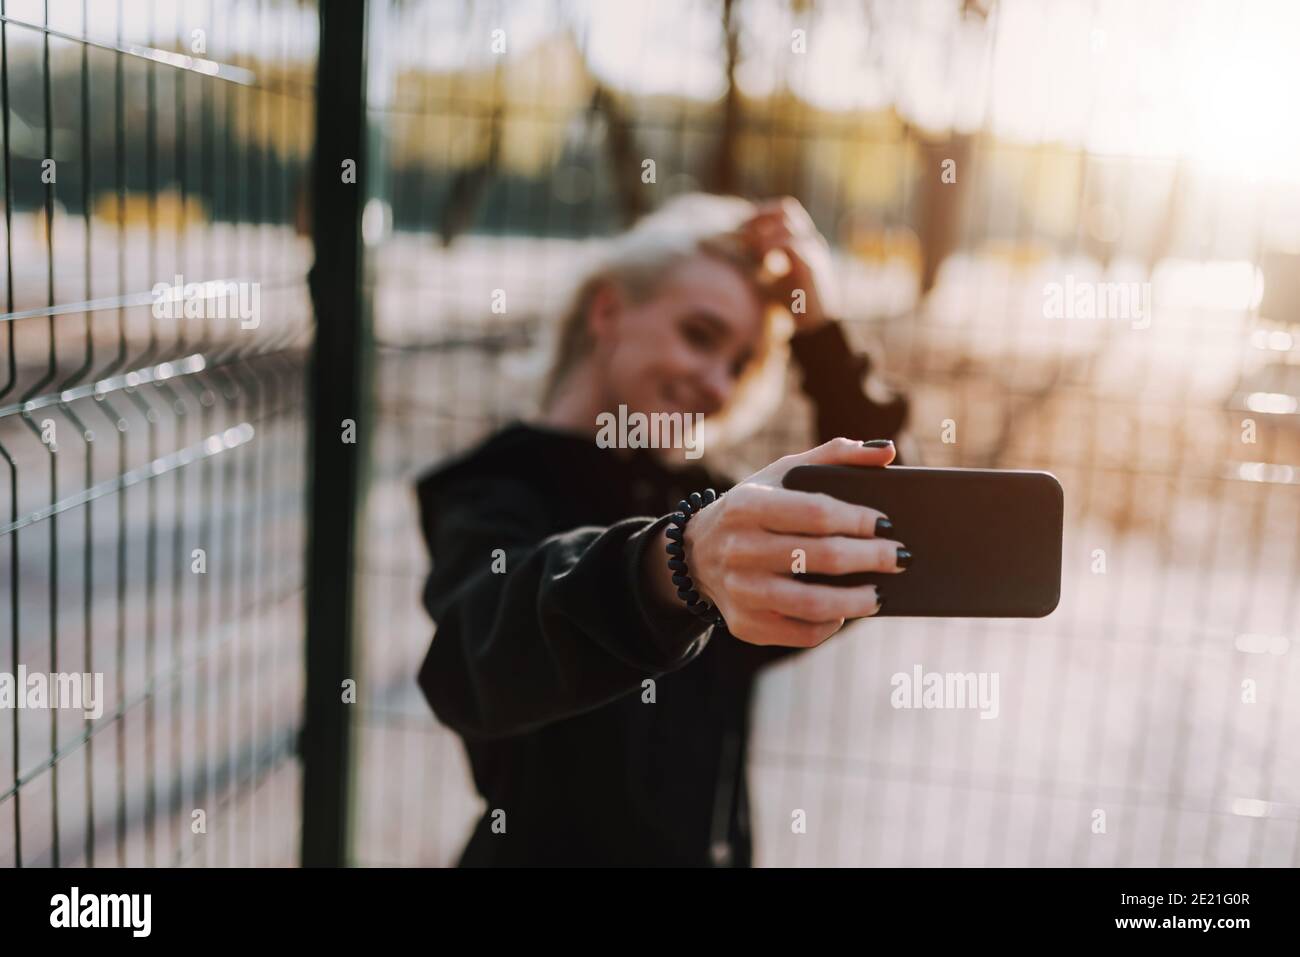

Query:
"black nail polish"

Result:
[[896, 548, 912, 568], [862, 439, 893, 448], [875, 517, 893, 536]]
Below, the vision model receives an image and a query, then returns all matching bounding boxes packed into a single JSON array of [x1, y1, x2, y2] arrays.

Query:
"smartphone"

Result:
[[781, 464, 1064, 618]]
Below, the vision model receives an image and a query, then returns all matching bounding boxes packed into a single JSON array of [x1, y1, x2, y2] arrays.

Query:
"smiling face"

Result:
[[590, 253, 768, 420]]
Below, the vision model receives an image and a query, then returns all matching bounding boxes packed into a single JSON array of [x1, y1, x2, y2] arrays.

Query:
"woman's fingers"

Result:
[[746, 198, 817, 235], [744, 436, 893, 489], [786, 435, 897, 469], [733, 574, 884, 622], [744, 216, 794, 241], [720, 527, 905, 571], [727, 610, 846, 648], [729, 484, 888, 537], [743, 224, 802, 268], [726, 532, 909, 575]]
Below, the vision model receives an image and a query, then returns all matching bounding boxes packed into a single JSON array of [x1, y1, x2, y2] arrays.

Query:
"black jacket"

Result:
[[415, 322, 907, 866]]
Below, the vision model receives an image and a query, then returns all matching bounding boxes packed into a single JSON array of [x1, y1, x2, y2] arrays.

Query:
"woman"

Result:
[[416, 194, 911, 866]]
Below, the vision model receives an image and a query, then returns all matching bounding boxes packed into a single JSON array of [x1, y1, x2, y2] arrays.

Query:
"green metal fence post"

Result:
[[301, 0, 370, 868]]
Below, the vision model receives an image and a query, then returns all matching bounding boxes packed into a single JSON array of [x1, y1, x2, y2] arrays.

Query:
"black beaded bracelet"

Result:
[[664, 488, 726, 627]]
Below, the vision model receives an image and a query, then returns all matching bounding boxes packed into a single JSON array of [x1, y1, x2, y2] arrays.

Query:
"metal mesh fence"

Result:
[[0, 0, 316, 867], [353, 0, 1300, 866]]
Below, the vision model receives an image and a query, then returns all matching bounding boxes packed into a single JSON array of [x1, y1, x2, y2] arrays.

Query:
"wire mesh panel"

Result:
[[0, 0, 317, 867], [353, 0, 1300, 866]]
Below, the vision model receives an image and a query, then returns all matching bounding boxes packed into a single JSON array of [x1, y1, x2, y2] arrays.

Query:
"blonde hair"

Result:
[[539, 193, 793, 449]]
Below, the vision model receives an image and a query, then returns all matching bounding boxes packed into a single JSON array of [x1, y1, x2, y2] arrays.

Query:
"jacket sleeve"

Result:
[[789, 320, 909, 452], [415, 473, 715, 740]]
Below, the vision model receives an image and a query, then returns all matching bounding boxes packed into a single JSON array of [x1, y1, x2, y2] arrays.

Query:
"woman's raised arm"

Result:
[[790, 320, 909, 450], [737, 197, 909, 451]]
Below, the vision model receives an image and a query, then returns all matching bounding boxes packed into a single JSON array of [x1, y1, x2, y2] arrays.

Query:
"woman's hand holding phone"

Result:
[[648, 437, 910, 648]]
